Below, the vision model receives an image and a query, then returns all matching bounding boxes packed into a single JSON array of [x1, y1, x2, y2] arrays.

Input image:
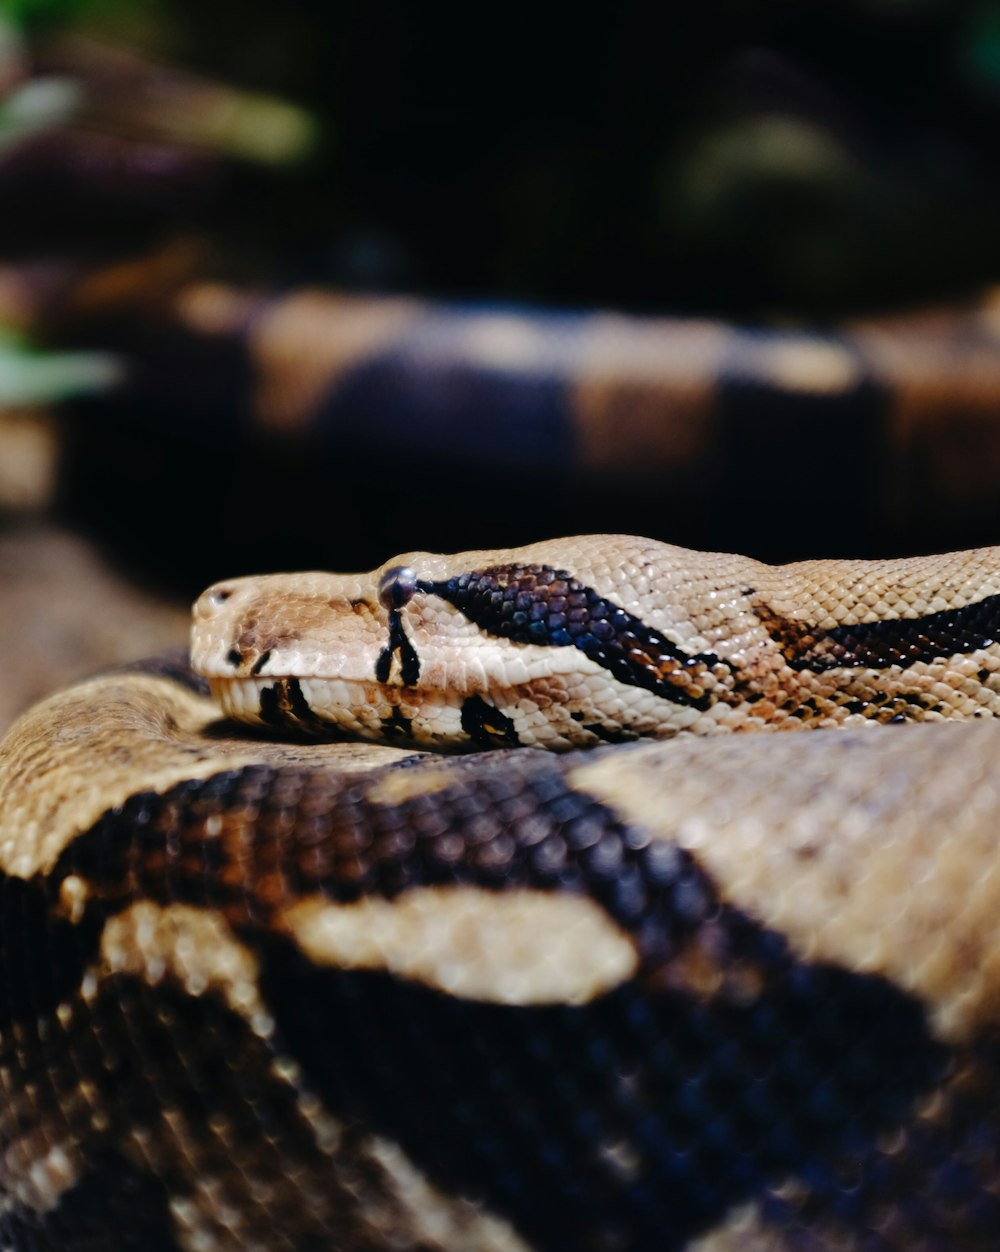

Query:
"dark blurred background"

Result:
[[4, 0, 1000, 724], [20, 0, 1000, 312]]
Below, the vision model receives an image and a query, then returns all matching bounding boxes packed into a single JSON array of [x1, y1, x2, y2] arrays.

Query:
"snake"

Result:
[[15, 254, 1000, 573], [4, 533, 1000, 1250]]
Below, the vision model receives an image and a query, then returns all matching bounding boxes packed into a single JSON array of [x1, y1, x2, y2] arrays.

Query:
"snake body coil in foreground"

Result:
[[3, 535, 1000, 1250]]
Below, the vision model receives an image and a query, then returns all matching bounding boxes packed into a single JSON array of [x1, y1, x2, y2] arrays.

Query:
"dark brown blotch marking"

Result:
[[460, 695, 520, 747], [259, 678, 331, 734], [47, 749, 950, 1252], [583, 722, 640, 744], [250, 649, 272, 676], [380, 706, 414, 739], [36, 664, 979, 1248], [230, 594, 327, 672], [755, 593, 1000, 672], [569, 711, 636, 742]]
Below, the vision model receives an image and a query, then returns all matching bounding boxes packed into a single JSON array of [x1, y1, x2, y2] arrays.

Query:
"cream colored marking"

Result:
[[176, 282, 258, 336], [572, 720, 1000, 1042], [58, 874, 88, 924], [100, 903, 267, 1024], [365, 1135, 535, 1252], [5, 1139, 80, 1218], [0, 672, 420, 877], [689, 1199, 805, 1251], [249, 291, 418, 432], [457, 314, 558, 371], [284, 886, 638, 1005], [367, 763, 462, 806], [167, 1116, 535, 1251], [750, 337, 860, 393]]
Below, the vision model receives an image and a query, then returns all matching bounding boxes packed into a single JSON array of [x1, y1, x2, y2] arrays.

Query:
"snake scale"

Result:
[[4, 534, 1000, 1250]]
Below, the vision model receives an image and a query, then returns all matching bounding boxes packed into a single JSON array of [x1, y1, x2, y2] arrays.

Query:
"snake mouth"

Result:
[[207, 671, 689, 751], [208, 674, 465, 744]]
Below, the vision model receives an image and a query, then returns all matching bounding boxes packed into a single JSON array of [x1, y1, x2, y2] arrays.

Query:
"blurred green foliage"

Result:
[[961, 2, 1000, 89], [1, 0, 131, 29], [0, 330, 118, 404]]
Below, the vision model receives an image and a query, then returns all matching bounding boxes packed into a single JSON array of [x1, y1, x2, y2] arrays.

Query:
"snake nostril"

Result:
[[378, 565, 419, 611], [204, 586, 234, 611]]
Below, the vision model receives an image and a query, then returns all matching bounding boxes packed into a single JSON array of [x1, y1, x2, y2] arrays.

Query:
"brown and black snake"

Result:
[[3, 535, 1000, 1249], [13, 257, 1000, 575]]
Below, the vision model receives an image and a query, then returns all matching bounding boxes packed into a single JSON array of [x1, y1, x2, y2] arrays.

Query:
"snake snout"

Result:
[[191, 576, 276, 680]]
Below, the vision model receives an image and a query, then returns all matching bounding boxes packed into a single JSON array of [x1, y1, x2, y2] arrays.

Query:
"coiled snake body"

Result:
[[4, 535, 1000, 1250]]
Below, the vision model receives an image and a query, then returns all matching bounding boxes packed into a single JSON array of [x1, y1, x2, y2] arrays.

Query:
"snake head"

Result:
[[190, 536, 736, 749]]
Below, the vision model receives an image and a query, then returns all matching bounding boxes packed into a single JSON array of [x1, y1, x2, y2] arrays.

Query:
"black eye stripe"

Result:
[[418, 565, 1000, 693], [418, 564, 726, 710], [375, 607, 421, 686]]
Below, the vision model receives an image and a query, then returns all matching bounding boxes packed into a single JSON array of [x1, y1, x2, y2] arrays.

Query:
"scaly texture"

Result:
[[5, 537, 1000, 1250], [193, 535, 1000, 747]]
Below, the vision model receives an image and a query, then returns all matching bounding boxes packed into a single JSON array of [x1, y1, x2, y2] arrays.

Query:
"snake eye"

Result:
[[202, 585, 234, 611], [378, 565, 419, 611]]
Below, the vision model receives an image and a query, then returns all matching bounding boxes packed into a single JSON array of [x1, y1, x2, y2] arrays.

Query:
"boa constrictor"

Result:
[[3, 534, 1000, 1251]]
